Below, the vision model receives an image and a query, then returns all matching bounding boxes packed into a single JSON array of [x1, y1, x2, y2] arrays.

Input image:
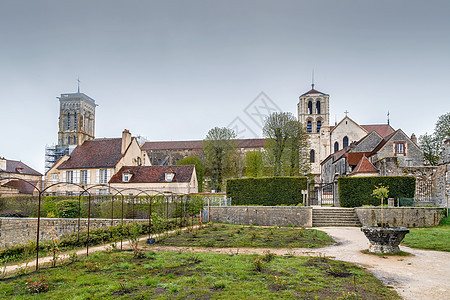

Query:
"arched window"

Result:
[[343, 136, 349, 148], [67, 136, 71, 144], [310, 150, 315, 163], [308, 101, 313, 114], [74, 112, 78, 129], [67, 112, 71, 130], [316, 120, 322, 133], [73, 135, 77, 145], [307, 120, 312, 133], [316, 101, 321, 114], [334, 142, 339, 152]]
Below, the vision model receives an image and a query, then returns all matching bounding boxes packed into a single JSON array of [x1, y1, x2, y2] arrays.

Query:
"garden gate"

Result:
[[308, 182, 336, 206]]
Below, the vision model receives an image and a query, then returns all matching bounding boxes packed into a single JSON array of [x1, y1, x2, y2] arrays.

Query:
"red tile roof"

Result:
[[361, 124, 395, 138], [346, 152, 372, 166], [2, 180, 39, 194], [58, 138, 124, 169], [300, 89, 327, 97], [141, 139, 266, 151], [352, 156, 378, 174], [1, 159, 42, 176], [109, 165, 195, 184]]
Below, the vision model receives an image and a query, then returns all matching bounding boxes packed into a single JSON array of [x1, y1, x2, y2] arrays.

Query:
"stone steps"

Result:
[[312, 208, 361, 227]]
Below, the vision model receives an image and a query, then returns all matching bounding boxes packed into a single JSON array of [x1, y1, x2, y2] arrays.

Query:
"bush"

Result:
[[55, 200, 79, 218], [338, 176, 416, 207], [226, 177, 307, 206]]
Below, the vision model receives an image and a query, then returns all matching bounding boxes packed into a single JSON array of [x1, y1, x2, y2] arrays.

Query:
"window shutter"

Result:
[[107, 169, 111, 182], [62, 171, 66, 183], [96, 169, 100, 184], [75, 170, 80, 184], [87, 170, 91, 184]]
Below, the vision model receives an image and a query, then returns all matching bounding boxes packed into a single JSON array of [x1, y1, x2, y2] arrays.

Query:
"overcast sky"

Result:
[[1, 0, 449, 173]]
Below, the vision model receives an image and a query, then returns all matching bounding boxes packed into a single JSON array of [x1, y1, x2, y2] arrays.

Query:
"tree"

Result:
[[419, 112, 450, 165], [245, 150, 265, 177], [203, 127, 237, 192], [177, 156, 205, 192], [263, 112, 310, 176]]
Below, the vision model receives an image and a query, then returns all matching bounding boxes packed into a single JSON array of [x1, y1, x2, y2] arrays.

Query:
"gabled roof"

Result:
[[346, 152, 372, 166], [0, 159, 42, 176], [109, 165, 195, 184], [58, 138, 124, 169], [300, 88, 328, 97], [370, 130, 398, 155], [361, 124, 395, 138], [141, 139, 266, 151], [352, 156, 378, 174]]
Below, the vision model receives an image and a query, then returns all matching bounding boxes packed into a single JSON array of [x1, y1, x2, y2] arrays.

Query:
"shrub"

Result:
[[55, 200, 79, 218], [227, 177, 307, 206], [338, 176, 416, 207]]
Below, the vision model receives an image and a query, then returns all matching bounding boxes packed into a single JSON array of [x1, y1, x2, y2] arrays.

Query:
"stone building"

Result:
[[45, 130, 150, 195], [109, 165, 198, 195], [0, 157, 43, 196]]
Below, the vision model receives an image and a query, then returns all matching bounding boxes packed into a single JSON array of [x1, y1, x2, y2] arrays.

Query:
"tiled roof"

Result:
[[346, 152, 373, 166], [1, 160, 42, 176], [300, 89, 327, 97], [352, 156, 378, 174], [2, 180, 38, 194], [141, 139, 266, 151], [109, 165, 195, 184], [361, 124, 395, 138], [58, 138, 123, 169]]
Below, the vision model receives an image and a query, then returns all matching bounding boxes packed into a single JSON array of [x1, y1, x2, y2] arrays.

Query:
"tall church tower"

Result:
[[298, 85, 330, 176], [57, 92, 96, 146]]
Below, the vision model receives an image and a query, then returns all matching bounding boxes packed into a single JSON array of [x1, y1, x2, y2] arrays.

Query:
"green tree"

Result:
[[177, 156, 205, 192], [263, 112, 310, 176], [245, 150, 265, 177], [419, 112, 450, 165], [203, 127, 237, 192]]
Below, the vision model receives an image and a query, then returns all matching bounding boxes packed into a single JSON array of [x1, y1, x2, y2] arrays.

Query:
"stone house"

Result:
[[109, 165, 198, 195], [44, 130, 150, 195], [0, 157, 43, 196]]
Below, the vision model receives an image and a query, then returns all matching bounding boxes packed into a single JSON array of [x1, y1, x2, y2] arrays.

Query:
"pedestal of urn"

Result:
[[361, 226, 409, 254]]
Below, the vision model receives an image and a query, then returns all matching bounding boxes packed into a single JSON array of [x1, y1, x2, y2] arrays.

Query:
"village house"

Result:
[[109, 165, 198, 195], [44, 130, 150, 195], [0, 157, 43, 196]]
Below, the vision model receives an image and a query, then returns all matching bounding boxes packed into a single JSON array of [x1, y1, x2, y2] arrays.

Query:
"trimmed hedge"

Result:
[[338, 176, 416, 207], [226, 177, 307, 206], [55, 200, 79, 218]]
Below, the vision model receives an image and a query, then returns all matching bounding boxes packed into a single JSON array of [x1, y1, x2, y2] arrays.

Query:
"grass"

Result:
[[156, 223, 335, 249], [0, 250, 400, 299], [401, 216, 450, 252]]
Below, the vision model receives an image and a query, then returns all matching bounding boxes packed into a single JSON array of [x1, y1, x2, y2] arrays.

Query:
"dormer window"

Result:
[[165, 172, 175, 182], [16, 168, 24, 174], [122, 172, 132, 182]]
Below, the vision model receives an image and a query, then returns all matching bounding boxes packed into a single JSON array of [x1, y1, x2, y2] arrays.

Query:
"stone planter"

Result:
[[361, 226, 409, 254]]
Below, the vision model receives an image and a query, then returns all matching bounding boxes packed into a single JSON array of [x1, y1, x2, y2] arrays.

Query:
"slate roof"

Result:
[[1, 159, 42, 176], [352, 156, 378, 174], [141, 139, 266, 151], [109, 165, 195, 184], [58, 138, 124, 169]]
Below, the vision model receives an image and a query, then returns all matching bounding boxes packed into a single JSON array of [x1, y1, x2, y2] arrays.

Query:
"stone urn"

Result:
[[361, 226, 409, 254]]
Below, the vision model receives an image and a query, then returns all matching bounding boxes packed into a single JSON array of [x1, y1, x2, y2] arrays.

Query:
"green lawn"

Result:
[[0, 250, 399, 299], [156, 223, 335, 249], [401, 216, 450, 252]]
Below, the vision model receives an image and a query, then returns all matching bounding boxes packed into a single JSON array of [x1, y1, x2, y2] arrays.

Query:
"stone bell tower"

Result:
[[298, 84, 331, 175]]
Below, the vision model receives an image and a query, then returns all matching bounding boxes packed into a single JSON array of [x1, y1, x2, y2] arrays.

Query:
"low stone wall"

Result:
[[0, 218, 146, 249], [355, 207, 445, 227], [205, 206, 312, 227]]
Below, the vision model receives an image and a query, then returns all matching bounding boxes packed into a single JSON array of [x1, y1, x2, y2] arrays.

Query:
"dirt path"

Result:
[[4, 227, 448, 300]]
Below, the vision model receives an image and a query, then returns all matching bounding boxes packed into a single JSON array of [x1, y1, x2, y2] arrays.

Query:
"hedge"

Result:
[[226, 177, 307, 206], [55, 200, 79, 218], [338, 176, 416, 207]]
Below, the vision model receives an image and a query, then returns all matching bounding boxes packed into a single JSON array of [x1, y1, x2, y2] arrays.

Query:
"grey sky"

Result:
[[1, 0, 449, 173]]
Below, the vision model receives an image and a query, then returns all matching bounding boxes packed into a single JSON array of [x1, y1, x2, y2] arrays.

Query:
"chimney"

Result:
[[411, 133, 417, 145], [0, 157, 6, 171], [122, 129, 132, 154]]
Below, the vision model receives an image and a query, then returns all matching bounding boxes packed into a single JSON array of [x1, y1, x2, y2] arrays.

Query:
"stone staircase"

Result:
[[312, 208, 361, 227]]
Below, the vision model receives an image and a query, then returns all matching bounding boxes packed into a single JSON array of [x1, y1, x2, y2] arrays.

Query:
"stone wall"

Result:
[[355, 207, 444, 227], [0, 217, 146, 249], [204, 206, 312, 227]]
